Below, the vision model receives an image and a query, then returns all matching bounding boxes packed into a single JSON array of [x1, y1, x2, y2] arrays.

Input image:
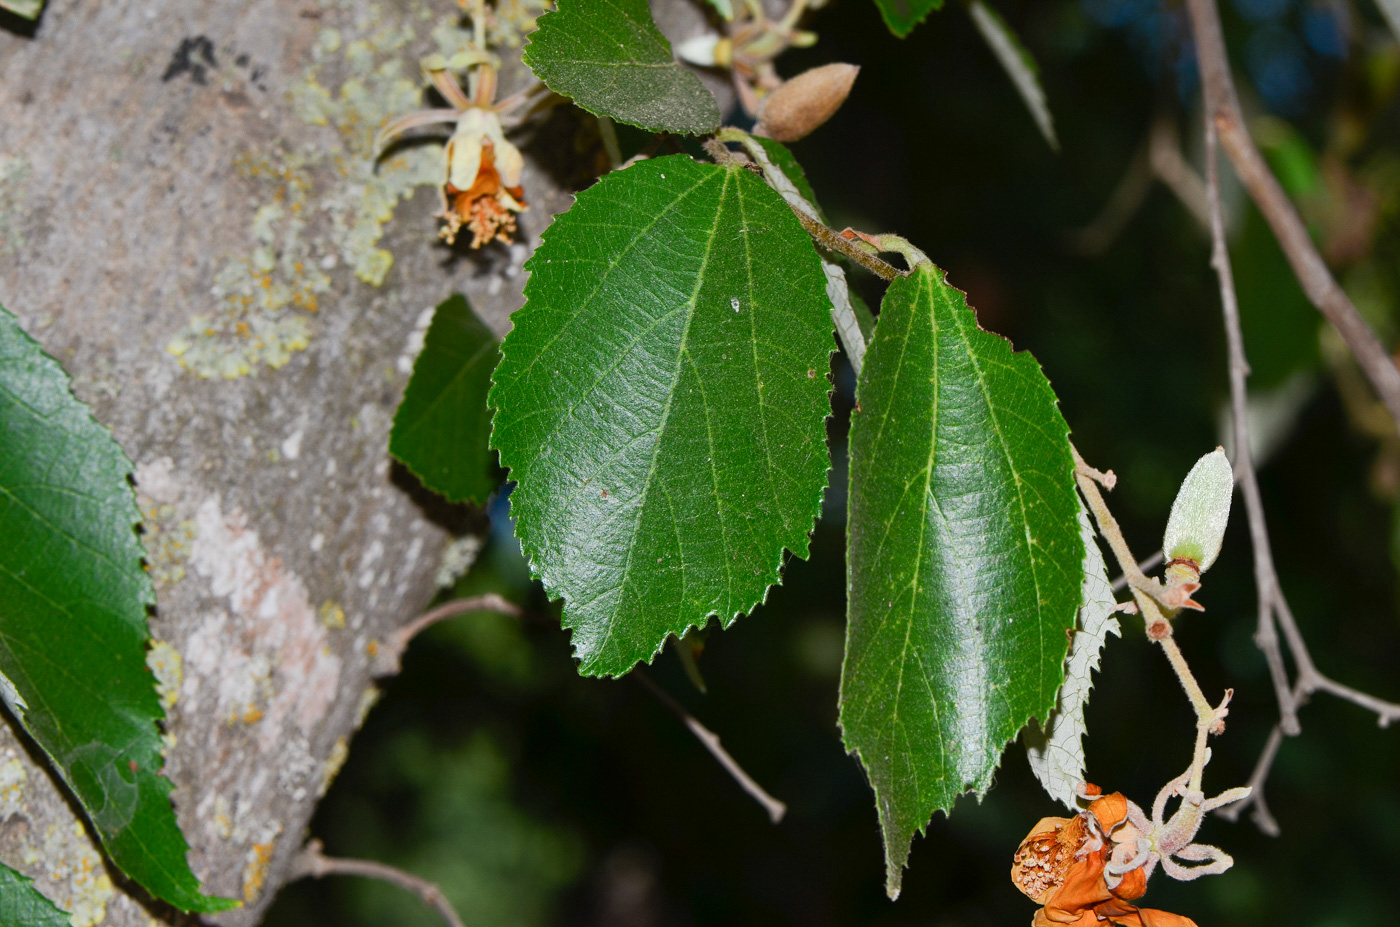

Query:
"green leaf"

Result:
[[838, 263, 1082, 898], [523, 0, 722, 135], [491, 155, 835, 676], [1023, 503, 1119, 811], [968, 1, 1058, 150], [0, 863, 71, 927], [0, 0, 44, 20], [754, 138, 825, 224], [702, 0, 734, 20], [872, 0, 943, 37], [0, 305, 238, 914], [390, 295, 502, 504]]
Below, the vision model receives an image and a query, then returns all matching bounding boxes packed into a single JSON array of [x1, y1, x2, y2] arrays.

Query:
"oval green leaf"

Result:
[[490, 155, 834, 676], [0, 305, 237, 914], [522, 0, 722, 135], [838, 263, 1082, 898], [390, 295, 502, 504]]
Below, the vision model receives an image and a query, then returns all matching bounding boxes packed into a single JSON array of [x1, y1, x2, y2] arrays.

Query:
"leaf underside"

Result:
[[490, 155, 835, 677], [522, 0, 721, 135], [0, 305, 236, 913], [0, 863, 71, 927], [1024, 503, 1120, 811], [872, 0, 944, 38], [390, 295, 502, 504], [838, 263, 1082, 898]]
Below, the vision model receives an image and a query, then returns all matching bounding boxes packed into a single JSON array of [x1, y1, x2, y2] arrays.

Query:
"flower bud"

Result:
[[1162, 447, 1233, 573], [755, 62, 859, 142]]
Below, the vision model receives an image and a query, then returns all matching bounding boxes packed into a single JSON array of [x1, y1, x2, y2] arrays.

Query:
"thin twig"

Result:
[[1181, 80, 1400, 830], [1111, 551, 1164, 593], [1073, 445, 1223, 790], [633, 670, 787, 824], [372, 594, 524, 677], [1147, 114, 1210, 231], [289, 839, 467, 927], [1185, 0, 1400, 430], [1203, 118, 1300, 735]]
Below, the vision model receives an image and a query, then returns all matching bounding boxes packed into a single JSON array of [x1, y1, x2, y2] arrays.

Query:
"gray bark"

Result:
[[0, 0, 620, 922]]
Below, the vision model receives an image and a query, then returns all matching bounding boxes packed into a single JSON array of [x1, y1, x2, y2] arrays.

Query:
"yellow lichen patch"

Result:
[[319, 736, 350, 796], [167, 151, 329, 379], [146, 640, 184, 711], [242, 838, 278, 902], [140, 503, 197, 588], [319, 599, 346, 629], [26, 822, 114, 927], [213, 795, 234, 840], [0, 153, 30, 256], [0, 755, 27, 819]]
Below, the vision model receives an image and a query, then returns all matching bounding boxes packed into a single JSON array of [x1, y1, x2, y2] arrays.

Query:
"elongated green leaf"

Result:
[[0, 0, 44, 20], [968, 1, 1057, 150], [873, 0, 943, 37], [491, 155, 834, 676], [1024, 503, 1119, 811], [0, 863, 71, 927], [838, 263, 1082, 898], [523, 0, 721, 135], [390, 295, 502, 504], [0, 305, 237, 914]]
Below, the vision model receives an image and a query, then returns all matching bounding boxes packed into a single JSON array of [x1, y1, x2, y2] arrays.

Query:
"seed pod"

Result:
[[755, 63, 859, 143], [1162, 447, 1234, 573]]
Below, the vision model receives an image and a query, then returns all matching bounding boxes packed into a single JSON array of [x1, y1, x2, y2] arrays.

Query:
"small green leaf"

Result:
[[523, 0, 722, 135], [872, 0, 944, 37], [491, 155, 835, 677], [967, 1, 1057, 150], [0, 304, 237, 914], [390, 295, 502, 504], [839, 263, 1082, 898], [0, 863, 71, 927], [0, 0, 44, 20], [1024, 503, 1120, 811], [702, 0, 734, 21], [1162, 447, 1233, 572]]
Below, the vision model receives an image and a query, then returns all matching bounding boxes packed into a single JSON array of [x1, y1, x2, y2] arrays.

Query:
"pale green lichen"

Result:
[[22, 822, 114, 927], [170, 2, 470, 378], [146, 641, 184, 712], [0, 153, 30, 257], [141, 503, 198, 587], [167, 150, 328, 378], [0, 756, 27, 819]]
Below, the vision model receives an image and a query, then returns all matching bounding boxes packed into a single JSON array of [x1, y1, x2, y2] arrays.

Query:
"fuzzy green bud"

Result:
[[1162, 447, 1234, 573]]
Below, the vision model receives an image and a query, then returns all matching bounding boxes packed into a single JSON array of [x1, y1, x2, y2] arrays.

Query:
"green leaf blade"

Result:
[[491, 155, 834, 676], [0, 305, 237, 914], [0, 0, 44, 20], [523, 0, 721, 135], [872, 0, 944, 38], [838, 263, 1082, 898], [390, 295, 502, 504], [0, 863, 71, 926]]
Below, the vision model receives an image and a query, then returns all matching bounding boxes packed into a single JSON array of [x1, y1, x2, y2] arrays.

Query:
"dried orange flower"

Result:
[[1012, 781, 1244, 927]]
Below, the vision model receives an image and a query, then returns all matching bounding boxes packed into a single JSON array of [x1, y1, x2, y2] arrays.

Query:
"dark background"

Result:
[[267, 1, 1400, 924]]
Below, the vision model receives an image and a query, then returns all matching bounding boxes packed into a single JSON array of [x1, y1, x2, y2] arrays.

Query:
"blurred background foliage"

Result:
[[265, 1, 1400, 924]]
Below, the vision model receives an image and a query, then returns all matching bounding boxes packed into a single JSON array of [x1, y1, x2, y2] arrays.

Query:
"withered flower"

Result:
[[1012, 789, 1198, 927], [377, 54, 537, 248]]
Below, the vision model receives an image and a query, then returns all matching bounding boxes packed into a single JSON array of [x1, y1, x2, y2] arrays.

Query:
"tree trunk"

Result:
[[0, 0, 732, 921]]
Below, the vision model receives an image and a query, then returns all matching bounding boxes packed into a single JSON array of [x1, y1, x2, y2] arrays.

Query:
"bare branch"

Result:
[[1203, 118, 1300, 735], [1185, 0, 1400, 430], [1183, 77, 1400, 830], [372, 594, 525, 677], [289, 839, 467, 927], [633, 671, 787, 824]]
